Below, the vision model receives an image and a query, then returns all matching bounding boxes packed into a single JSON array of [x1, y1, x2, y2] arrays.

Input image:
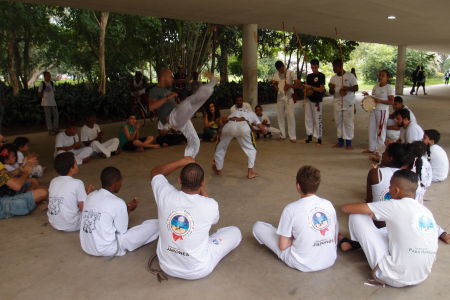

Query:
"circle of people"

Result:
[[0, 60, 449, 287]]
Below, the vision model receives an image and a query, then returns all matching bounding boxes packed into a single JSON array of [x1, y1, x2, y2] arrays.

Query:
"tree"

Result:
[[94, 11, 109, 95]]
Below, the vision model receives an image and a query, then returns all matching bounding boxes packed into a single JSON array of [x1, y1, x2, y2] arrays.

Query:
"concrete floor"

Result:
[[1, 85, 449, 300]]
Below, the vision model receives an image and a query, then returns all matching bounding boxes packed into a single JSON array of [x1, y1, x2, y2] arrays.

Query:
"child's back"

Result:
[[48, 175, 87, 231]]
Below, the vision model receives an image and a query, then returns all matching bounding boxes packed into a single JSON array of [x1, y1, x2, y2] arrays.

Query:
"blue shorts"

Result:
[[0, 183, 36, 219]]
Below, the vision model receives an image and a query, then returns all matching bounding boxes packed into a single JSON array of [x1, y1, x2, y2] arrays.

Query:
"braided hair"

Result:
[[406, 141, 428, 187]]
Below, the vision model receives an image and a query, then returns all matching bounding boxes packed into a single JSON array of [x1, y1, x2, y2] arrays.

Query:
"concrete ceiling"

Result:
[[15, 0, 450, 53]]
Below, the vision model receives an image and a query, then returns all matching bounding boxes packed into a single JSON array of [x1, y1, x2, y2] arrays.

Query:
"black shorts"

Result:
[[122, 137, 146, 151]]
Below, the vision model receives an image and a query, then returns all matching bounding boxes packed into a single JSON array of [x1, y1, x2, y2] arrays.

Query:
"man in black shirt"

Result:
[[410, 66, 420, 95], [303, 59, 326, 145]]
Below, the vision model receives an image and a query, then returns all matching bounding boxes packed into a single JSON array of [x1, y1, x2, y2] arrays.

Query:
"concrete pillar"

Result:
[[395, 45, 406, 95], [242, 24, 258, 107]]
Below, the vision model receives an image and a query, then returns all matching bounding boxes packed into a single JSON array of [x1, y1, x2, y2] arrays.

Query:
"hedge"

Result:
[[2, 80, 303, 128]]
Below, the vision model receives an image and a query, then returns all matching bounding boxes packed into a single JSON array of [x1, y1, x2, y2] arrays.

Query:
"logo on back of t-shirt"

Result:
[[310, 210, 330, 236], [380, 189, 391, 201], [48, 197, 63, 215], [415, 215, 435, 233], [81, 210, 101, 233], [167, 210, 194, 241]]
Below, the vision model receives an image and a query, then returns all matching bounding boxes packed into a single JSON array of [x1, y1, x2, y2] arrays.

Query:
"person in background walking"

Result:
[[415, 66, 427, 95], [410, 66, 420, 95]]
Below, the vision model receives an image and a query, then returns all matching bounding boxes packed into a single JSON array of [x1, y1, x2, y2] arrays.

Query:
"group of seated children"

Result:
[[43, 136, 448, 287]]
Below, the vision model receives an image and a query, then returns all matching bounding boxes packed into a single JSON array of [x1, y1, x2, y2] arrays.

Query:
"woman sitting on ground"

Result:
[[119, 113, 160, 152], [202, 102, 221, 142]]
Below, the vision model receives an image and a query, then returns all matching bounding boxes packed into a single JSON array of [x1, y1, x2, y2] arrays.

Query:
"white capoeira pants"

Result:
[[214, 121, 257, 170], [349, 214, 409, 287], [168, 79, 217, 158], [305, 99, 323, 138], [276, 97, 296, 140], [252, 125, 281, 135], [334, 103, 354, 140], [369, 110, 388, 152], [90, 138, 120, 158], [56, 147, 93, 165], [252, 221, 307, 271], [116, 219, 159, 256], [163, 226, 242, 280]]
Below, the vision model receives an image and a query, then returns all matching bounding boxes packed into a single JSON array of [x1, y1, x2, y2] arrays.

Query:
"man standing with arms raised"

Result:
[[271, 61, 297, 143]]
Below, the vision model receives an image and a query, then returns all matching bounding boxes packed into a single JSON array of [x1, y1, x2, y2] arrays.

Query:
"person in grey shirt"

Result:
[[148, 69, 218, 158]]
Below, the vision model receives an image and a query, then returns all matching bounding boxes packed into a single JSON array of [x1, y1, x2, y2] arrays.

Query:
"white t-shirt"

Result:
[[368, 198, 438, 286], [157, 121, 172, 131], [48, 176, 87, 232], [372, 84, 394, 111], [80, 124, 101, 142], [400, 122, 424, 144], [230, 102, 253, 113], [329, 72, 358, 110], [55, 131, 79, 155], [80, 189, 129, 256], [277, 195, 338, 272], [131, 78, 145, 97], [404, 105, 417, 124], [429, 144, 449, 182], [151, 175, 220, 278], [38, 81, 56, 106], [371, 167, 399, 202], [258, 113, 271, 127], [17, 151, 25, 164], [228, 107, 260, 125], [5, 163, 19, 172], [272, 70, 296, 100]]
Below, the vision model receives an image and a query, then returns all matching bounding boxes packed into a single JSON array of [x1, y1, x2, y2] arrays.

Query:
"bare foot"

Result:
[[362, 149, 373, 154], [247, 170, 260, 179], [212, 164, 223, 175], [148, 144, 161, 149], [440, 232, 450, 244], [338, 233, 353, 252], [346, 146, 354, 150], [289, 139, 297, 143], [82, 157, 91, 164], [369, 153, 380, 162]]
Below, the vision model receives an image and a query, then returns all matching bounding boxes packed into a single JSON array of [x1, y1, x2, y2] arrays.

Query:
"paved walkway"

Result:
[[1, 84, 449, 299]]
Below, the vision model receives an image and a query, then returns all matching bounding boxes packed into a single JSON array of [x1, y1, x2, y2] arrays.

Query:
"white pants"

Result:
[[167, 226, 242, 280], [305, 99, 323, 138], [91, 138, 120, 158], [43, 106, 59, 131], [349, 214, 407, 287], [369, 110, 388, 152], [168, 79, 217, 158], [276, 98, 296, 140], [117, 219, 159, 256], [214, 121, 257, 170], [252, 125, 281, 135], [252, 221, 303, 270], [56, 147, 93, 165], [334, 104, 354, 140]]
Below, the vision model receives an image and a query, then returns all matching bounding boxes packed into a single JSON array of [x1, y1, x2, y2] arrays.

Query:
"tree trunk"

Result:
[[210, 30, 217, 73], [98, 11, 109, 96], [13, 38, 23, 90], [6, 31, 20, 96], [22, 38, 31, 89]]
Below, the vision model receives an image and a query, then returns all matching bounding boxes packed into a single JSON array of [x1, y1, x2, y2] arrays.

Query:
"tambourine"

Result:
[[361, 96, 376, 112]]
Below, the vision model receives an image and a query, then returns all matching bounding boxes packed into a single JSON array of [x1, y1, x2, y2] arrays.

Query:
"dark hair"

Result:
[[43, 71, 50, 76], [275, 60, 284, 70], [234, 95, 243, 102], [385, 143, 408, 168], [180, 163, 204, 190], [424, 129, 440, 144], [101, 166, 122, 188], [406, 141, 428, 186], [310, 59, 319, 66], [392, 169, 418, 193], [332, 59, 343, 67], [379, 69, 390, 78], [0, 144, 18, 164], [66, 120, 80, 128], [86, 112, 97, 119], [54, 152, 76, 176], [296, 165, 321, 194], [126, 112, 136, 119], [394, 96, 403, 104], [255, 105, 262, 110], [395, 108, 410, 120], [205, 102, 220, 122], [13, 137, 30, 149]]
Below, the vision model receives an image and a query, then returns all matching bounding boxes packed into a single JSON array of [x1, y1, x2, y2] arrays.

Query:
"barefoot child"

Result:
[[341, 169, 438, 287], [362, 70, 395, 155], [213, 96, 267, 179], [151, 157, 241, 280], [253, 165, 338, 272], [55, 123, 94, 165], [81, 114, 120, 158], [119, 113, 160, 152], [80, 167, 159, 257], [252, 105, 280, 138], [48, 152, 93, 232]]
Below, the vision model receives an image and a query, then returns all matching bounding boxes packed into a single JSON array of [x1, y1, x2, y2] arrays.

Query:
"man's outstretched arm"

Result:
[[150, 157, 195, 179]]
